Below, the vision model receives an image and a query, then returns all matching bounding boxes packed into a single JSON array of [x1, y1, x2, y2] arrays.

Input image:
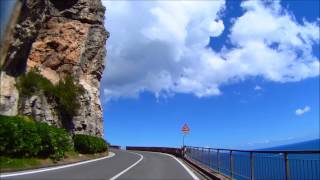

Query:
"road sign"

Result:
[[182, 123, 190, 134]]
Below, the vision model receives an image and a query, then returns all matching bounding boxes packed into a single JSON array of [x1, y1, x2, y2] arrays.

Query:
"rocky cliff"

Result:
[[0, 0, 108, 136]]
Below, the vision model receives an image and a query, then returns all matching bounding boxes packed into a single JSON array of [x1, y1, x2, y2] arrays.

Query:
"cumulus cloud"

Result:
[[101, 1, 319, 101], [254, 85, 262, 91], [295, 106, 311, 115]]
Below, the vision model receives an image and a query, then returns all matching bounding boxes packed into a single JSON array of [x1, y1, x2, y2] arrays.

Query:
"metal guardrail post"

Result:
[[230, 150, 234, 179], [250, 152, 254, 180], [195, 147, 197, 160], [208, 149, 211, 168], [202, 147, 204, 163], [217, 149, 220, 172], [197, 147, 200, 161], [284, 152, 290, 180]]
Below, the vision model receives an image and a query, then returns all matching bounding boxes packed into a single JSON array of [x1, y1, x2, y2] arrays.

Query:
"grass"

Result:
[[0, 151, 109, 172], [0, 156, 41, 170]]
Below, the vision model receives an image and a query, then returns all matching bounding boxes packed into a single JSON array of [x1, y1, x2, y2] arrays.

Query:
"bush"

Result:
[[0, 115, 41, 157], [16, 69, 54, 97], [54, 75, 84, 119], [36, 122, 73, 160], [0, 115, 73, 160], [73, 134, 108, 154]]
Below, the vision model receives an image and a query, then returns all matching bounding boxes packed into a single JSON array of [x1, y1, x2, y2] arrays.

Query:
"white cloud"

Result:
[[295, 106, 311, 116], [254, 85, 262, 91], [101, 1, 319, 101]]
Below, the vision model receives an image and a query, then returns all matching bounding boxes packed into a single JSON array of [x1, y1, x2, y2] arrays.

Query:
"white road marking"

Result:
[[152, 152, 200, 180], [109, 151, 144, 180], [0, 152, 115, 178]]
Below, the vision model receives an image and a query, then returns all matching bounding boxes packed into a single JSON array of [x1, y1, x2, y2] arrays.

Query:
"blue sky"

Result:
[[0, 0, 16, 40], [101, 0, 319, 149]]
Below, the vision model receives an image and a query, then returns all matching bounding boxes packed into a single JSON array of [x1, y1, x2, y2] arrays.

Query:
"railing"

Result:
[[184, 146, 320, 180], [109, 145, 122, 149], [126, 146, 183, 157]]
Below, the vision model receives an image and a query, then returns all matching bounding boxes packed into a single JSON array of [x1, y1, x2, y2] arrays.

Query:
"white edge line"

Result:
[[109, 151, 143, 180], [0, 152, 115, 178], [152, 152, 200, 180]]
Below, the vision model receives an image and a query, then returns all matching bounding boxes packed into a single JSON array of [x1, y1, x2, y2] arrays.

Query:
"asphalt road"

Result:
[[1, 149, 199, 180]]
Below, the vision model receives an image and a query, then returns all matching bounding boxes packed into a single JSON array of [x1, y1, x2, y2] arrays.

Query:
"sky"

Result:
[[0, 0, 16, 41], [100, 0, 319, 149]]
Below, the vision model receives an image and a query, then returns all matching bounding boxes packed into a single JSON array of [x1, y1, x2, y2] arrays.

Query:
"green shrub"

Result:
[[16, 69, 54, 97], [0, 115, 41, 157], [36, 122, 73, 160], [73, 134, 108, 154], [0, 115, 73, 160], [54, 75, 84, 119], [16, 69, 84, 124]]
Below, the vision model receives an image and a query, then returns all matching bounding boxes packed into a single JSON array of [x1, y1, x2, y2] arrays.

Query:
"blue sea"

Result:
[[263, 139, 320, 151], [186, 139, 320, 180]]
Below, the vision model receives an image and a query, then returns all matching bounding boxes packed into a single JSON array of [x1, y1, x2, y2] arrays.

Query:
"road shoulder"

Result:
[[0, 152, 115, 178]]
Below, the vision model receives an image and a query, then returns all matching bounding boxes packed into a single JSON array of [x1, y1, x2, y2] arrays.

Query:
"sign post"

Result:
[[181, 123, 190, 147]]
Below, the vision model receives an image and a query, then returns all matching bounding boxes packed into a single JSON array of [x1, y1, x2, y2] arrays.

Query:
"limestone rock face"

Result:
[[0, 72, 19, 116], [19, 93, 61, 127], [27, 17, 91, 83], [0, 0, 108, 137]]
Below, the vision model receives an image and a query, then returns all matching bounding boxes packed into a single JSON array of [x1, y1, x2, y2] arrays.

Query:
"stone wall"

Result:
[[0, 0, 108, 137]]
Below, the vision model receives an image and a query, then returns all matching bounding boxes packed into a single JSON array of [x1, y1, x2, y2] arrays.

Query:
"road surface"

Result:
[[1, 149, 200, 180]]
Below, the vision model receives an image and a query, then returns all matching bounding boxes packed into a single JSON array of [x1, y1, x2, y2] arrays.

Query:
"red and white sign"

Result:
[[182, 123, 190, 134]]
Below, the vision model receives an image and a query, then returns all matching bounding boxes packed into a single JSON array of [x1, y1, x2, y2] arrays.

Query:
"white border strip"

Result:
[[153, 152, 200, 180], [1, 152, 115, 178], [109, 151, 143, 180]]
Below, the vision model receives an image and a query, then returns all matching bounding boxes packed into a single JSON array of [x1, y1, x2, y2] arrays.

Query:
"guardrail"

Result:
[[126, 146, 182, 157], [109, 145, 121, 149], [184, 146, 320, 180]]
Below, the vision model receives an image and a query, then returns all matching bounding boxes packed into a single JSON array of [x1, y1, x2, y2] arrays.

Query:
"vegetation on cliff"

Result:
[[16, 69, 84, 124]]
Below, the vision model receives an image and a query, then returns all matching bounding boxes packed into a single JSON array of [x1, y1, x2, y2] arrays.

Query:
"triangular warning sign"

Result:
[[182, 123, 190, 134]]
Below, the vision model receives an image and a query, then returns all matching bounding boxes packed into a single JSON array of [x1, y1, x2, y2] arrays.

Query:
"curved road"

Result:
[[1, 149, 200, 180]]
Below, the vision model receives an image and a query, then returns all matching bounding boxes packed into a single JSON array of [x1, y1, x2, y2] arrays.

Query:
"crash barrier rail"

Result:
[[109, 145, 121, 149], [184, 146, 320, 180], [126, 146, 183, 157]]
